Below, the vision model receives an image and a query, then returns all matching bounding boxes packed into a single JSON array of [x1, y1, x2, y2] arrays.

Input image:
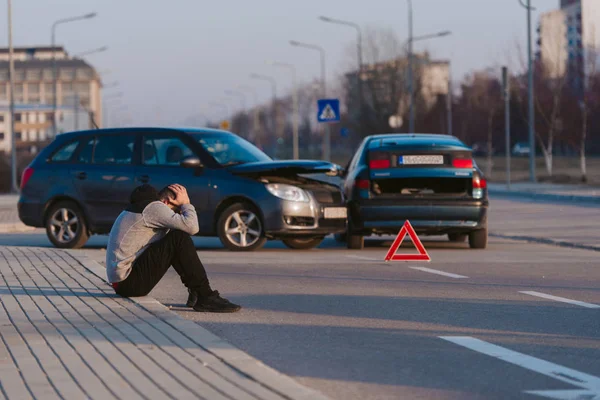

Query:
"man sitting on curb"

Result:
[[105, 183, 241, 313]]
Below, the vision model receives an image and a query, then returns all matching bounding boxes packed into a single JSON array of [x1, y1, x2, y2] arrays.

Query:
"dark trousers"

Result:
[[115, 230, 213, 298]]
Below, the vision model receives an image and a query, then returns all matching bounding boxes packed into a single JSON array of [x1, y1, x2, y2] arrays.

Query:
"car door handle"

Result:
[[76, 172, 87, 180], [137, 175, 150, 183]]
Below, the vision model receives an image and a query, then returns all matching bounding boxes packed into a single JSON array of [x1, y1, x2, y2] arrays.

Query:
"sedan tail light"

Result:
[[452, 158, 473, 169], [473, 175, 487, 189], [472, 174, 486, 199], [354, 179, 370, 190], [20, 167, 34, 189], [369, 159, 391, 169]]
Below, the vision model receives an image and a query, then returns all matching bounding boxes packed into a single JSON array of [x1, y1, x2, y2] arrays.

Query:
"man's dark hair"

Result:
[[158, 186, 176, 202]]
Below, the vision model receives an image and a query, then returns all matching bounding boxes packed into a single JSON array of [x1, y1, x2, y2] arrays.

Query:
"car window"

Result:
[[77, 135, 135, 165], [191, 133, 271, 166], [50, 140, 79, 163], [143, 136, 194, 166]]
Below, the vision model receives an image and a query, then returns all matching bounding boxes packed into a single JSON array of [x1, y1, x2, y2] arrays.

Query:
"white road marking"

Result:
[[520, 291, 600, 309], [409, 267, 468, 279], [346, 255, 381, 261], [440, 336, 600, 399]]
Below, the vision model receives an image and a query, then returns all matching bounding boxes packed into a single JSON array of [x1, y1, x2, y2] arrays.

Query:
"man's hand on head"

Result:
[[168, 184, 191, 206]]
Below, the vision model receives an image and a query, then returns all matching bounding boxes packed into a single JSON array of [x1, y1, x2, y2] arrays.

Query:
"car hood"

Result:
[[228, 160, 343, 177]]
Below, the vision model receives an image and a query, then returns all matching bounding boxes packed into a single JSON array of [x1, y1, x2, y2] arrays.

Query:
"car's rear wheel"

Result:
[[217, 203, 266, 251], [448, 233, 467, 242], [346, 219, 364, 250], [468, 227, 488, 249], [282, 237, 325, 250], [45, 201, 89, 249]]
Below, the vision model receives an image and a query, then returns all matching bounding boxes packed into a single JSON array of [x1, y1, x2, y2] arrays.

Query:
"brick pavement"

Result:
[[0, 246, 329, 400]]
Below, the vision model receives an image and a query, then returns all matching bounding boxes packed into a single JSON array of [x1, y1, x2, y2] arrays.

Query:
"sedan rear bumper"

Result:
[[352, 201, 487, 235], [17, 200, 45, 227]]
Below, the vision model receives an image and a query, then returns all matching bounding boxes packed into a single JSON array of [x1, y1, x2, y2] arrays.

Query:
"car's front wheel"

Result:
[[282, 237, 325, 250], [45, 201, 90, 249], [217, 203, 267, 251]]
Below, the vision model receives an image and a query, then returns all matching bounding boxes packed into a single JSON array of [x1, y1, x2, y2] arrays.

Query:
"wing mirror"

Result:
[[180, 156, 202, 168]]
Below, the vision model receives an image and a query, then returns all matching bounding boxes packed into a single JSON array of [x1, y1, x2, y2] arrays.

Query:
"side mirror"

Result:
[[180, 156, 202, 168]]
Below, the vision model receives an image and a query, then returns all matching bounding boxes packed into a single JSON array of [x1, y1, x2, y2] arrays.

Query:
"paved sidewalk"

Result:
[[0, 246, 329, 400], [0, 194, 35, 233], [488, 182, 600, 203]]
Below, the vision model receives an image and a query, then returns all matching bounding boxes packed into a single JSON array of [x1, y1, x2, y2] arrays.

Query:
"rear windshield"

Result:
[[190, 133, 271, 166]]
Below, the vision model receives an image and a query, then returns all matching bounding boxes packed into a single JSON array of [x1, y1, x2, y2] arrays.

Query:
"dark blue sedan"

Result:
[[341, 133, 489, 249]]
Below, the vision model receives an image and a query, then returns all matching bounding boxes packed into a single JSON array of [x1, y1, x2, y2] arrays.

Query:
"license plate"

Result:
[[398, 155, 444, 165], [324, 207, 347, 219]]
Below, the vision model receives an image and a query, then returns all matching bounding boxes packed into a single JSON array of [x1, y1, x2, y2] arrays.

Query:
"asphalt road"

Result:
[[2, 196, 599, 400]]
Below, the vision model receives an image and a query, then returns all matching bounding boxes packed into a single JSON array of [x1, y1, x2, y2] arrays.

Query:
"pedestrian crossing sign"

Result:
[[317, 99, 340, 123]]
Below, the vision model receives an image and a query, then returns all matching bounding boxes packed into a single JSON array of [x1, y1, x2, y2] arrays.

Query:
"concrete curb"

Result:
[[490, 232, 600, 252], [488, 188, 600, 204], [70, 252, 331, 400]]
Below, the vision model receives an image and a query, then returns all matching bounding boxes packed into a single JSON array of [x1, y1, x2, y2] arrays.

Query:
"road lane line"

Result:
[[440, 336, 600, 398], [519, 291, 600, 309], [409, 267, 468, 279], [346, 255, 380, 261]]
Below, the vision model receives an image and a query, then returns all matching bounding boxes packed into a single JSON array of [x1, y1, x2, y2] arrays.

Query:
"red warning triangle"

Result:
[[384, 220, 431, 262]]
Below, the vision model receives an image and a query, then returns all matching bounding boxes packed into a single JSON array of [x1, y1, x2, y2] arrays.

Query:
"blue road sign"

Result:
[[340, 127, 349, 137], [317, 99, 340, 123]]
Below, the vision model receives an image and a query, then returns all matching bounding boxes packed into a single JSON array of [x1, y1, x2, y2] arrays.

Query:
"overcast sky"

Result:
[[0, 0, 557, 125]]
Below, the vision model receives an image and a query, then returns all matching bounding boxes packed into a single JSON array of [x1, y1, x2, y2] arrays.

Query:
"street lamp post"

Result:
[[74, 45, 108, 58], [519, 0, 536, 182], [250, 73, 277, 138], [103, 91, 123, 128], [407, 0, 415, 132], [319, 16, 363, 131], [51, 12, 97, 136], [289, 40, 331, 161], [267, 61, 299, 159], [7, 0, 18, 192], [208, 102, 229, 123], [403, 30, 451, 132], [238, 85, 260, 139], [225, 90, 248, 136]]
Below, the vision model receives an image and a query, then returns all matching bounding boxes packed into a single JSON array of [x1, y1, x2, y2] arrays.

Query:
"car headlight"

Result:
[[265, 184, 309, 202]]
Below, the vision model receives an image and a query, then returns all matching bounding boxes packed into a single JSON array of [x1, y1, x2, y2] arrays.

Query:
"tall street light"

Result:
[[103, 91, 123, 128], [407, 23, 452, 132], [238, 85, 260, 139], [224, 89, 247, 110], [74, 45, 108, 58], [289, 40, 331, 161], [267, 60, 299, 160], [250, 73, 278, 138], [7, 0, 18, 192], [225, 90, 248, 137], [519, 0, 536, 182], [51, 11, 97, 136], [209, 101, 229, 122], [319, 16, 363, 130]]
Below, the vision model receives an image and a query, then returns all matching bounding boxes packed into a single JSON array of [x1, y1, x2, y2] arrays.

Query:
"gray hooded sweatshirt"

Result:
[[105, 201, 199, 283]]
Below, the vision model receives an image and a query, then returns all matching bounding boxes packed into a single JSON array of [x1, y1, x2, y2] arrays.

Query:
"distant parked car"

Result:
[[512, 142, 530, 156], [341, 133, 489, 249], [18, 127, 347, 251]]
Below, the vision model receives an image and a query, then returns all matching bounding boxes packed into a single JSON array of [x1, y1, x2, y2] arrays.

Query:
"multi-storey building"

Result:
[[344, 52, 450, 127], [538, 0, 600, 93], [0, 46, 102, 154]]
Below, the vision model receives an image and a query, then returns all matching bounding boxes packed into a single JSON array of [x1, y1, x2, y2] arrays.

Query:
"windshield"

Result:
[[191, 133, 272, 166]]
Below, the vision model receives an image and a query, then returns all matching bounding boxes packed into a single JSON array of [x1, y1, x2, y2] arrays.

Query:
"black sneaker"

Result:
[[193, 291, 241, 313], [186, 288, 198, 308]]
